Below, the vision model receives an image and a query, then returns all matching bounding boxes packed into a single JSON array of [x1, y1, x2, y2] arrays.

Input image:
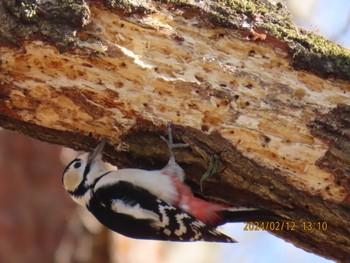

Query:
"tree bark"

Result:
[[0, 0, 349, 261]]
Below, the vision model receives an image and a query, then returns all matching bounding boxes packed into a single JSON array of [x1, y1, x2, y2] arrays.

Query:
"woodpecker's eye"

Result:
[[73, 161, 82, 169]]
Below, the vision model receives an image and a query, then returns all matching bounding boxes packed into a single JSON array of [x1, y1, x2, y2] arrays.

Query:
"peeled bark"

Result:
[[0, 0, 349, 261]]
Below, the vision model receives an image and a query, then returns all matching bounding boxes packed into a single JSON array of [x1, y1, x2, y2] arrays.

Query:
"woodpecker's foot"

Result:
[[161, 122, 189, 161], [200, 154, 218, 192]]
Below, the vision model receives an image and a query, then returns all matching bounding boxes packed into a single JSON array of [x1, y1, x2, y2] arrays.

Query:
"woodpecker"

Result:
[[62, 123, 279, 242]]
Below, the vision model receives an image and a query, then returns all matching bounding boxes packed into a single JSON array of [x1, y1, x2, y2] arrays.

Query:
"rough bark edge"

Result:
[[1, 0, 350, 80], [161, 0, 350, 81], [309, 104, 350, 193], [0, 0, 90, 49]]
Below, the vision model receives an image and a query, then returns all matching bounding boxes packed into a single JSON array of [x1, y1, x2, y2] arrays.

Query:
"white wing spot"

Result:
[[164, 228, 171, 236], [157, 201, 173, 227], [174, 213, 190, 236], [111, 200, 159, 221], [192, 220, 206, 228]]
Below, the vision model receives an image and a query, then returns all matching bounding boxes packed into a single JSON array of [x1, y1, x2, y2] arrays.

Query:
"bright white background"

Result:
[[285, 0, 350, 49]]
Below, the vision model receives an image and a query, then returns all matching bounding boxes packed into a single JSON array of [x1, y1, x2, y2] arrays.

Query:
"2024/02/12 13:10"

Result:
[[243, 221, 328, 231]]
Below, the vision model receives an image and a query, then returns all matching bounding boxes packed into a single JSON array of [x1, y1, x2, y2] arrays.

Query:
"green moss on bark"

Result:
[[164, 0, 350, 80], [0, 0, 90, 49], [1, 0, 349, 80]]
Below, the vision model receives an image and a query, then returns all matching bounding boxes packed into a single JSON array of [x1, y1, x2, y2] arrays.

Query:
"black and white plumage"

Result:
[[62, 124, 279, 242], [62, 142, 234, 242], [90, 180, 233, 242]]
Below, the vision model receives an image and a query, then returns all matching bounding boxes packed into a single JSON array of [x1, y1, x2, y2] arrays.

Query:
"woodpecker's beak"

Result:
[[87, 139, 106, 165]]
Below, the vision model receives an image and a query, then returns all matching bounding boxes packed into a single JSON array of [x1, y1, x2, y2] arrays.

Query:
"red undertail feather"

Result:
[[171, 178, 227, 225]]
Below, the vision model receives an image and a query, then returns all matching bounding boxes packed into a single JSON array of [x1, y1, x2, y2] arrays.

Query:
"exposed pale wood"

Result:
[[0, 0, 349, 261]]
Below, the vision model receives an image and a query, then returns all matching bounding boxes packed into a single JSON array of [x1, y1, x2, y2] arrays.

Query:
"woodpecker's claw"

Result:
[[200, 154, 218, 192], [161, 122, 189, 162]]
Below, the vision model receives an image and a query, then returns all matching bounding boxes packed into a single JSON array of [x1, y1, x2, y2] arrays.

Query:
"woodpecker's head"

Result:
[[62, 139, 107, 196]]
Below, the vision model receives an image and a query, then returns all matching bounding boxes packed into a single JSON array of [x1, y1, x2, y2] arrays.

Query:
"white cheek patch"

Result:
[[111, 200, 159, 222], [63, 171, 83, 192]]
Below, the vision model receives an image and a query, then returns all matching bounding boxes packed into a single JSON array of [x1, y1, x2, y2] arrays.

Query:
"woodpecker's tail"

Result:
[[220, 207, 281, 225]]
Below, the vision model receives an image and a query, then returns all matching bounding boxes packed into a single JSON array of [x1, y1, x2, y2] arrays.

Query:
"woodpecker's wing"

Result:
[[90, 181, 236, 242]]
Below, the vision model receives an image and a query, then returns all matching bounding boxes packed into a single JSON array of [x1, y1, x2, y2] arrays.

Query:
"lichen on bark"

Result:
[[0, 0, 90, 48]]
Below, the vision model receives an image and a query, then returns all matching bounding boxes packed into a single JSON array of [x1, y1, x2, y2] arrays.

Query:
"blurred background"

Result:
[[0, 0, 349, 262], [282, 0, 350, 49]]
